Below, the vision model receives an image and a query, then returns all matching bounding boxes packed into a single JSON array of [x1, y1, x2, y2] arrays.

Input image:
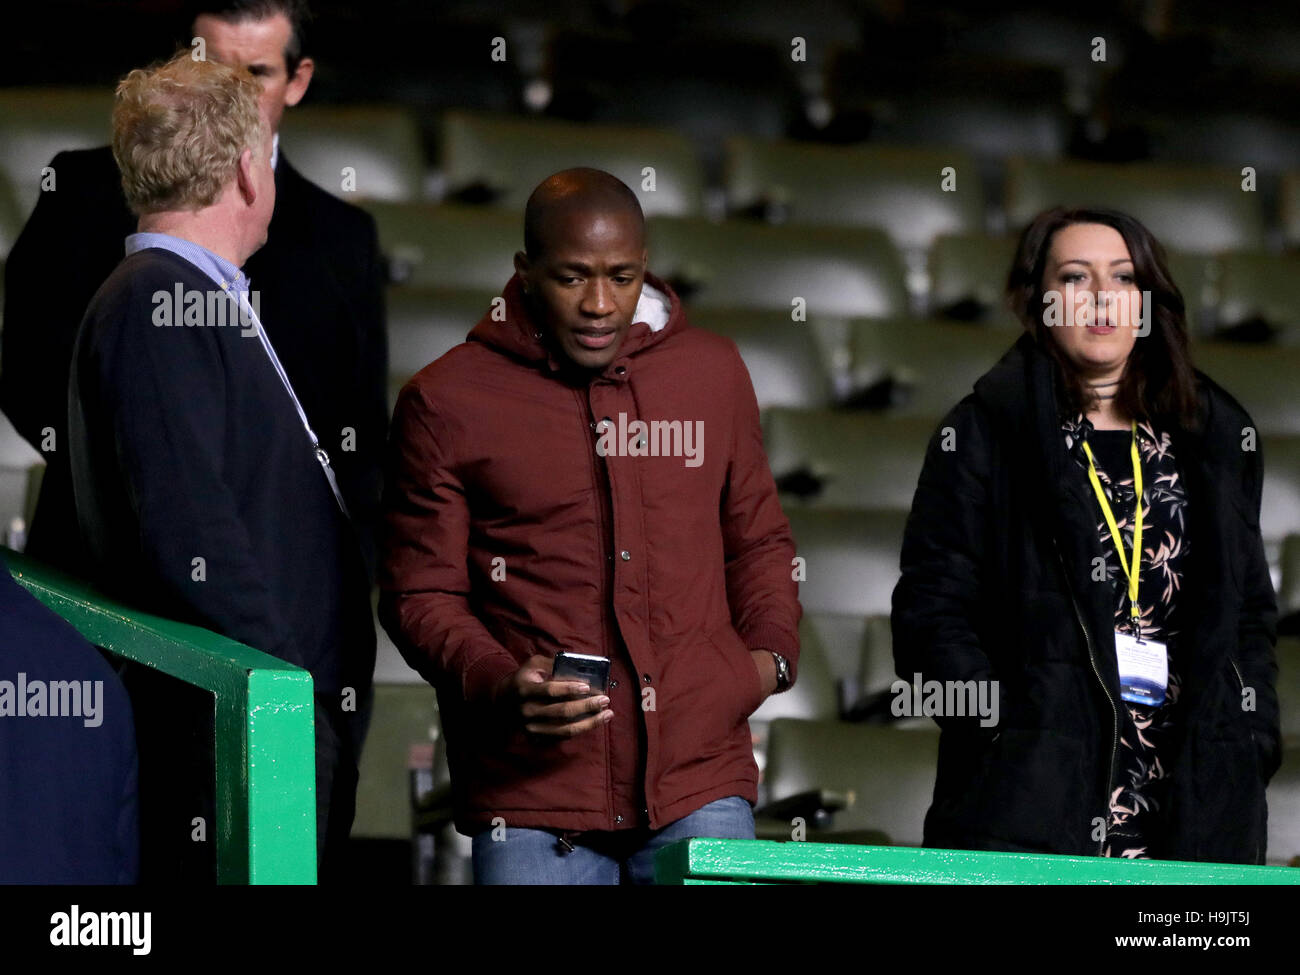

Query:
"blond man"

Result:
[[69, 50, 375, 882]]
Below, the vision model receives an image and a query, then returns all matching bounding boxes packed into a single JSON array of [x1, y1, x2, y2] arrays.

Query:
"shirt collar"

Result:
[[124, 232, 248, 292], [271, 132, 279, 172]]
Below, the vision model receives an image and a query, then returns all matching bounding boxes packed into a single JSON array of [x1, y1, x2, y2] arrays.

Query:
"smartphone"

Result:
[[550, 652, 610, 694]]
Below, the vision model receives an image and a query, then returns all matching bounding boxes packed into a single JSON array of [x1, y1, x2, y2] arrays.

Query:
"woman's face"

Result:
[[1040, 222, 1142, 380]]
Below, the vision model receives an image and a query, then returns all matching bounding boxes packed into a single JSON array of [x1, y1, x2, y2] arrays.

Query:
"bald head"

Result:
[[524, 168, 645, 260], [513, 168, 649, 372]]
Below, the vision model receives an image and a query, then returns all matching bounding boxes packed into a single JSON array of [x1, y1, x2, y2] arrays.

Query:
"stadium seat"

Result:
[[1277, 638, 1300, 742], [763, 408, 931, 510], [1119, 107, 1300, 182], [831, 57, 1072, 164], [1268, 746, 1300, 865], [751, 616, 840, 733], [926, 234, 1214, 336], [724, 137, 985, 253], [278, 104, 426, 202], [945, 8, 1134, 74], [1262, 435, 1300, 554], [440, 110, 704, 217], [1164, 251, 1217, 338], [1283, 170, 1300, 249], [858, 613, 901, 704], [364, 202, 518, 290], [803, 611, 877, 710], [1280, 535, 1300, 621], [0, 88, 113, 217], [758, 719, 940, 845], [927, 233, 1021, 326], [545, 30, 800, 181], [786, 507, 909, 618], [1195, 342, 1300, 437], [647, 217, 909, 319], [304, 15, 524, 140], [386, 288, 492, 407], [1005, 157, 1266, 255], [353, 683, 440, 841], [1212, 251, 1300, 344], [690, 309, 832, 410], [846, 317, 1016, 416], [0, 174, 21, 259], [645, 0, 861, 56]]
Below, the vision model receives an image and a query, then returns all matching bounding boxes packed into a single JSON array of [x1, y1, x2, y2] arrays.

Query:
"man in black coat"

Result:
[[1, 0, 387, 582], [892, 330, 1280, 864], [70, 49, 373, 881], [0, 554, 139, 884]]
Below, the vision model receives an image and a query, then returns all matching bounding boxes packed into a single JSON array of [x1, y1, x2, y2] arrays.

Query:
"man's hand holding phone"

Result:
[[494, 653, 613, 738]]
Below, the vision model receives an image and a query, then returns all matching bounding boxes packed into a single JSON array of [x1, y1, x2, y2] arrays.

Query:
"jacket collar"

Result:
[[467, 271, 687, 381]]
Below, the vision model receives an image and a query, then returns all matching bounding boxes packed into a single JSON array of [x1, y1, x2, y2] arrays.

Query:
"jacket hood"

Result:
[[467, 270, 686, 373]]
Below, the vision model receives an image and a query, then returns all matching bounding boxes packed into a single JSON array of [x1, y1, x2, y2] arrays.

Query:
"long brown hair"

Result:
[[1006, 206, 1200, 431]]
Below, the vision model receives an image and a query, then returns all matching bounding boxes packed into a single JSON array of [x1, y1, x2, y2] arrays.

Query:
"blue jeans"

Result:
[[471, 796, 755, 885]]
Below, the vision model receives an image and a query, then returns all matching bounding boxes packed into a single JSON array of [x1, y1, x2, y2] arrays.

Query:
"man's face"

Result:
[[517, 208, 647, 371], [193, 12, 312, 134]]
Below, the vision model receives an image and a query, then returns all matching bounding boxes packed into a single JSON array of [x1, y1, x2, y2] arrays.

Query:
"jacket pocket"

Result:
[[972, 728, 1090, 854], [655, 622, 758, 777], [704, 622, 766, 722]]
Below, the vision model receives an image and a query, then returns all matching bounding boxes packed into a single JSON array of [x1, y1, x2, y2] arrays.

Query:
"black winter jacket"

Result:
[[892, 332, 1280, 863]]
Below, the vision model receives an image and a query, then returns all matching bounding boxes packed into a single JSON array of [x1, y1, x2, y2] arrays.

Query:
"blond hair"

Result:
[[112, 49, 266, 216]]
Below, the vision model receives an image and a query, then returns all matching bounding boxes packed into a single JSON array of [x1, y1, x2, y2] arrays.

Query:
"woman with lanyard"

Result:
[[892, 206, 1281, 862]]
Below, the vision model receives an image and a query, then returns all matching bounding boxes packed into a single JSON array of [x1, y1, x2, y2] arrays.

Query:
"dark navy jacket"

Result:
[[1, 147, 387, 582], [69, 248, 375, 695], [0, 555, 139, 883]]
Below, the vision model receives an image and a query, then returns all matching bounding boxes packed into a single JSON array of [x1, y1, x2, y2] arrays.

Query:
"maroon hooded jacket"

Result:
[[380, 272, 801, 835]]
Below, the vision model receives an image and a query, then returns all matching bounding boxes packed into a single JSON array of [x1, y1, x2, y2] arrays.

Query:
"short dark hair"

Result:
[[524, 168, 645, 260], [1007, 205, 1200, 431], [188, 0, 312, 75]]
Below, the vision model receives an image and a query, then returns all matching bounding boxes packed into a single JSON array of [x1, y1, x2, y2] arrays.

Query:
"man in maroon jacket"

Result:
[[381, 168, 801, 884]]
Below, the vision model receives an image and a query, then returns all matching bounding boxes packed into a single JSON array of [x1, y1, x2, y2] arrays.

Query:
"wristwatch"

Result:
[[769, 652, 792, 693]]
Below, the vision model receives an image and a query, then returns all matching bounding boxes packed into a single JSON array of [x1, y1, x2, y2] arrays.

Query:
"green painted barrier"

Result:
[[5, 549, 316, 885], [655, 839, 1300, 885]]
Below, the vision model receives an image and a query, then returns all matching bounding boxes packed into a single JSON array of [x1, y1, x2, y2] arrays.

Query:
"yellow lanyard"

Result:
[[1080, 420, 1144, 625]]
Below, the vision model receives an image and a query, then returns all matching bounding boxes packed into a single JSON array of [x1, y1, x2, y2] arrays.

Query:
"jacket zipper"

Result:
[[1227, 655, 1264, 864], [577, 389, 618, 827], [1054, 536, 1119, 855]]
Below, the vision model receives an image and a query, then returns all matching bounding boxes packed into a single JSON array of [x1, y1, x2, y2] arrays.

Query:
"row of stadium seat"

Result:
[[386, 286, 1300, 430], [363, 204, 1300, 342], [357, 637, 1300, 865], [4, 94, 1300, 252]]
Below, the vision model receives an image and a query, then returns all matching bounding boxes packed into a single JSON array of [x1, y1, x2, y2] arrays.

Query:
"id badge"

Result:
[[1115, 630, 1167, 707]]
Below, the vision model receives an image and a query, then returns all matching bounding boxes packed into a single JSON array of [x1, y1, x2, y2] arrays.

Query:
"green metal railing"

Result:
[[655, 839, 1300, 885], [5, 548, 316, 884]]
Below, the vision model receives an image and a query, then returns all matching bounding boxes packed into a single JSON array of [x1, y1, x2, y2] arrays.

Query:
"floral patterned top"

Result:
[[1062, 415, 1190, 858]]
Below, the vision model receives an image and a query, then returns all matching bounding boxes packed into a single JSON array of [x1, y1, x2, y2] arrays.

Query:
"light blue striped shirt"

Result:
[[124, 231, 248, 294]]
